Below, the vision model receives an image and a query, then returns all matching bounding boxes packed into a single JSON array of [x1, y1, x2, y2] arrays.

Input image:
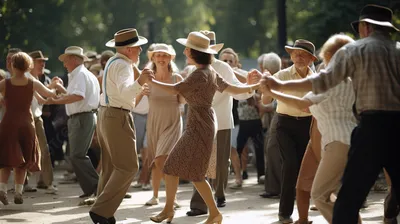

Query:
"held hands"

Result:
[[247, 69, 263, 85], [140, 83, 150, 96], [138, 68, 155, 85], [260, 75, 282, 95]]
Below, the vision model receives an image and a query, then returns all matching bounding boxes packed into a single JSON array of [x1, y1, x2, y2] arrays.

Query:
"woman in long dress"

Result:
[[147, 32, 260, 224], [144, 43, 184, 207], [0, 52, 59, 205]]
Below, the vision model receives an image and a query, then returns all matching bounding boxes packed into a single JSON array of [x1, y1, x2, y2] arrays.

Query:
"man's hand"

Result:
[[247, 69, 263, 85], [140, 83, 150, 96], [263, 76, 282, 91], [137, 68, 154, 85]]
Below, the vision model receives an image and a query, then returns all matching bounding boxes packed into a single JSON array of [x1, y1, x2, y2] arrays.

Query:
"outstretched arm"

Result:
[[33, 80, 57, 98]]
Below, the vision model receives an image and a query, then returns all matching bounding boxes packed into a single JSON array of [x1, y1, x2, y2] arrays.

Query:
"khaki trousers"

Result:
[[34, 117, 53, 186], [91, 107, 139, 218], [311, 141, 349, 223]]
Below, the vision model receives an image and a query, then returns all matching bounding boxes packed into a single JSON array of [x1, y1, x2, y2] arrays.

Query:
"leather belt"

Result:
[[101, 106, 131, 113], [68, 110, 97, 119], [277, 113, 311, 120]]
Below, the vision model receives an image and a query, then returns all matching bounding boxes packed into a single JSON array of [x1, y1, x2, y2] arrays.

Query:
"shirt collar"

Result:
[[115, 52, 134, 64], [290, 64, 313, 78], [68, 64, 84, 77]]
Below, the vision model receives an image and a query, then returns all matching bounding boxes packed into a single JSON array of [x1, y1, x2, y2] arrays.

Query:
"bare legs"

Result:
[[0, 168, 27, 185], [151, 156, 167, 199], [296, 189, 311, 223]]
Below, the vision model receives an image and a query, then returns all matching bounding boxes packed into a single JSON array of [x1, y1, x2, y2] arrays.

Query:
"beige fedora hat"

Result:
[[58, 46, 89, 62], [147, 43, 176, 61], [199, 30, 224, 52], [285, 39, 318, 61], [29, 50, 49, 61], [106, 28, 148, 48], [176, 32, 218, 54]]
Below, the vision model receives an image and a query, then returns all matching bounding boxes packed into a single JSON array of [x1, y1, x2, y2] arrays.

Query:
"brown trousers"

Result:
[[91, 107, 139, 218], [34, 117, 53, 186]]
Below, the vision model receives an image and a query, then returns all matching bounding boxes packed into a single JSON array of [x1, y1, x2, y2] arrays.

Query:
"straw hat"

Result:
[[351, 4, 399, 33], [147, 43, 176, 61], [176, 32, 218, 54], [58, 46, 89, 62], [84, 50, 100, 62], [29, 50, 49, 61], [106, 28, 148, 48], [285, 39, 318, 61], [199, 30, 224, 52]]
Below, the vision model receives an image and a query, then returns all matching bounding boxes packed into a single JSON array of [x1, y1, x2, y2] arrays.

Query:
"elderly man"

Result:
[[47, 46, 100, 198], [186, 30, 259, 217], [89, 28, 151, 224], [260, 40, 317, 223], [26, 50, 57, 194], [263, 5, 400, 224]]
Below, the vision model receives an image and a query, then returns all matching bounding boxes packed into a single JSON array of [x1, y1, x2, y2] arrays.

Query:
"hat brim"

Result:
[[351, 18, 400, 33], [147, 50, 176, 61], [58, 53, 89, 62], [285, 46, 319, 61], [176, 38, 218, 54], [34, 57, 49, 61], [211, 43, 224, 52], [105, 36, 148, 48]]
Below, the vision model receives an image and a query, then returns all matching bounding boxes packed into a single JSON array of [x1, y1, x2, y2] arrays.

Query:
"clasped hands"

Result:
[[247, 69, 282, 95]]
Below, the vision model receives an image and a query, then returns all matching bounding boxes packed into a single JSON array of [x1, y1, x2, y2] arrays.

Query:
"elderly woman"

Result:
[[144, 43, 184, 207], [146, 32, 260, 224], [0, 52, 59, 205], [259, 34, 358, 223]]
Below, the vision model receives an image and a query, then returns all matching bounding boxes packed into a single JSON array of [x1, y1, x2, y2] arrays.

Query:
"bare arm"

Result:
[[33, 80, 57, 98], [234, 70, 247, 83], [224, 83, 260, 95], [34, 92, 47, 105], [149, 79, 178, 95], [175, 75, 186, 104], [55, 83, 68, 94], [266, 89, 313, 111], [46, 94, 84, 105]]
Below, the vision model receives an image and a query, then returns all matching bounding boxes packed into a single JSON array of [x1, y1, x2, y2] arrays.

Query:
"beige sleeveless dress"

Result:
[[147, 74, 182, 166]]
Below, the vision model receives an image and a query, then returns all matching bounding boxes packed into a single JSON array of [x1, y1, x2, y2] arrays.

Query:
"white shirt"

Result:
[[66, 64, 100, 116], [188, 59, 251, 130], [304, 78, 357, 149], [132, 96, 149, 115], [100, 53, 142, 110], [25, 73, 43, 118]]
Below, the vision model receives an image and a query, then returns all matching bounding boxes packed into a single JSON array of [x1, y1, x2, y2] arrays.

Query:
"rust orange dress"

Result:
[[0, 79, 40, 171]]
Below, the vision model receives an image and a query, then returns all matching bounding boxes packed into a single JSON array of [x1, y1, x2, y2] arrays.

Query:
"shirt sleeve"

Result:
[[69, 73, 86, 98], [113, 62, 142, 98], [303, 91, 327, 104], [216, 72, 229, 93], [308, 46, 355, 94]]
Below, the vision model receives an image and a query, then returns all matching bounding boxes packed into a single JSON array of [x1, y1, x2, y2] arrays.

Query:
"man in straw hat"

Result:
[[47, 46, 101, 198], [186, 30, 259, 216], [26, 50, 58, 194], [261, 4, 400, 224], [256, 39, 318, 223], [89, 28, 152, 224]]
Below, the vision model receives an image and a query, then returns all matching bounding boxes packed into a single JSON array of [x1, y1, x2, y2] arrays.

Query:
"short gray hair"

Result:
[[257, 53, 267, 65], [262, 52, 281, 75]]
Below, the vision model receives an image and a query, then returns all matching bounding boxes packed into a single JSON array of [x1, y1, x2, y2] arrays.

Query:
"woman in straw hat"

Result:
[[0, 52, 60, 205], [144, 32, 260, 224], [144, 43, 184, 207]]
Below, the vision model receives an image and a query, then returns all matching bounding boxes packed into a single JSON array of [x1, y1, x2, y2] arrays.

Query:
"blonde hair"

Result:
[[0, 69, 6, 80], [319, 34, 354, 65], [12, 52, 34, 72]]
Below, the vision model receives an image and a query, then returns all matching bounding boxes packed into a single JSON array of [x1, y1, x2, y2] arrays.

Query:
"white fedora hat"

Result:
[[106, 28, 148, 48], [176, 32, 218, 55], [199, 30, 224, 52], [58, 46, 89, 62], [147, 43, 176, 61]]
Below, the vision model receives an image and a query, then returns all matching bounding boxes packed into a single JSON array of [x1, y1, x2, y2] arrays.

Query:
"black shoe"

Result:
[[124, 194, 132, 199], [108, 216, 116, 224], [89, 211, 110, 224], [259, 192, 280, 199], [186, 209, 207, 216], [242, 171, 248, 180], [279, 215, 293, 224], [216, 197, 226, 208], [79, 193, 93, 198]]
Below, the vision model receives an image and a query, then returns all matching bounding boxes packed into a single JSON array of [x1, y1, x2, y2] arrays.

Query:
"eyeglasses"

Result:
[[223, 59, 234, 64]]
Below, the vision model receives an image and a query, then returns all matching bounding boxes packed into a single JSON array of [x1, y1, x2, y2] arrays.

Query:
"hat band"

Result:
[[291, 45, 314, 55], [115, 36, 139, 47], [210, 40, 216, 45]]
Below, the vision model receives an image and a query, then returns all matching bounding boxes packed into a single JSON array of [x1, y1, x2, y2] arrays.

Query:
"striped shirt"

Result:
[[304, 79, 357, 149], [309, 32, 400, 114]]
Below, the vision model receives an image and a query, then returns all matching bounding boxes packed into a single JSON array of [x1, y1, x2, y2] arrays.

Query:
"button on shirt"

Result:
[[100, 53, 142, 110], [273, 65, 312, 117], [304, 79, 357, 149], [66, 64, 100, 116], [309, 32, 400, 114]]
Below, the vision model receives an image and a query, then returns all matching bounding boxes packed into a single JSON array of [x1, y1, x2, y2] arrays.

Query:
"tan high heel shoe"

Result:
[[204, 213, 223, 224], [150, 211, 175, 223]]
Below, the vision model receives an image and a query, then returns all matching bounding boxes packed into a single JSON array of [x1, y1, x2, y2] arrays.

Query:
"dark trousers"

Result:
[[276, 114, 311, 217], [237, 119, 265, 179], [264, 114, 282, 194], [333, 112, 400, 223]]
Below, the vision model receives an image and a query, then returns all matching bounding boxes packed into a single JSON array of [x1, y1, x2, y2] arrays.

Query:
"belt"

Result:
[[277, 113, 311, 120], [101, 106, 131, 113], [68, 110, 97, 119]]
